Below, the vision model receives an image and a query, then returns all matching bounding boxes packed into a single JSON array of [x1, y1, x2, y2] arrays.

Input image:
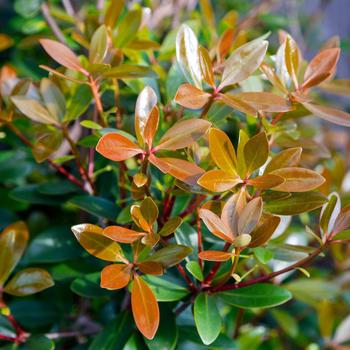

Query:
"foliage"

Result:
[[1, 0, 350, 349]]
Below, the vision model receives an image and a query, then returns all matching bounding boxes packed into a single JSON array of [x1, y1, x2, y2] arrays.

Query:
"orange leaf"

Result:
[[249, 214, 281, 247], [302, 48, 340, 90], [198, 250, 233, 262], [103, 226, 146, 243], [247, 174, 285, 189], [143, 106, 159, 148], [39, 39, 88, 75], [100, 264, 131, 290], [138, 261, 164, 276], [237, 197, 263, 235], [198, 46, 215, 87], [265, 147, 302, 173], [96, 133, 144, 161], [218, 93, 257, 115], [131, 275, 159, 340], [197, 170, 242, 192], [174, 84, 211, 109], [149, 155, 204, 185]]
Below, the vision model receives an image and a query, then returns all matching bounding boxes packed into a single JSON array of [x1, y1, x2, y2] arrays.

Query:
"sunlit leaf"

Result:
[[247, 174, 284, 189], [114, 9, 141, 48], [138, 261, 163, 276], [145, 244, 192, 267], [249, 213, 280, 247], [144, 106, 159, 148], [198, 250, 233, 262], [320, 193, 340, 235], [243, 132, 269, 175], [104, 0, 125, 29], [159, 217, 183, 237], [174, 84, 211, 109], [186, 261, 203, 281], [265, 147, 302, 173], [198, 46, 215, 87], [284, 35, 300, 88], [140, 197, 159, 226], [103, 226, 146, 243], [333, 203, 350, 235], [197, 170, 242, 192], [103, 65, 157, 79], [218, 93, 257, 115], [238, 197, 263, 235], [89, 25, 108, 64], [100, 263, 131, 290]]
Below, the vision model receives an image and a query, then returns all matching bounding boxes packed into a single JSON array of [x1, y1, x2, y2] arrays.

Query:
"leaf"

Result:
[[237, 129, 249, 178], [302, 102, 350, 127], [135, 86, 158, 146], [138, 262, 163, 276], [159, 217, 183, 237], [4, 268, 54, 296], [140, 197, 159, 226], [265, 147, 302, 173], [198, 250, 233, 262], [156, 119, 211, 151], [174, 84, 211, 109], [218, 93, 257, 115], [260, 62, 289, 94], [114, 9, 141, 48], [96, 133, 144, 161], [39, 65, 87, 84], [320, 79, 350, 96], [176, 24, 202, 89], [71, 272, 111, 298], [71, 224, 124, 262], [284, 35, 300, 88], [199, 208, 233, 242], [0, 221, 29, 286], [271, 167, 325, 192], [149, 155, 204, 185], [131, 205, 151, 232], [238, 197, 263, 235], [40, 39, 87, 74], [218, 283, 292, 308], [194, 293, 222, 345], [145, 244, 192, 267], [65, 84, 92, 121], [209, 128, 237, 174], [264, 192, 328, 215], [103, 226, 146, 243], [104, 0, 125, 29], [219, 39, 268, 90], [144, 106, 159, 148], [198, 170, 242, 192], [131, 275, 160, 340], [186, 261, 204, 281], [243, 132, 269, 175], [103, 65, 157, 79], [40, 78, 65, 121], [302, 48, 340, 89], [320, 193, 340, 235], [100, 264, 131, 290], [247, 174, 284, 189], [12, 96, 59, 125], [333, 203, 350, 235], [199, 46, 215, 87], [249, 214, 281, 247], [235, 92, 292, 112], [89, 25, 108, 64], [253, 247, 274, 264]]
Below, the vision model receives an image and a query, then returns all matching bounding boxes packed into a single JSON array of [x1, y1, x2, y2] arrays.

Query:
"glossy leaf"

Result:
[[271, 167, 325, 192], [243, 132, 269, 175], [130, 205, 151, 232], [103, 226, 146, 243], [71, 224, 124, 262], [140, 197, 159, 226], [100, 264, 131, 290], [218, 93, 257, 115], [158, 217, 183, 237], [249, 213, 281, 247], [320, 193, 340, 235], [174, 84, 211, 109], [197, 170, 242, 192], [89, 25, 108, 64], [219, 39, 268, 90], [156, 119, 211, 151], [138, 262, 163, 276], [114, 9, 141, 48], [176, 24, 202, 89], [131, 275, 159, 340], [218, 283, 292, 308], [198, 250, 233, 262], [145, 244, 192, 267], [144, 106, 159, 148], [199, 46, 215, 87], [104, 0, 125, 28], [96, 133, 144, 161], [186, 261, 203, 281], [103, 65, 157, 79], [333, 203, 350, 235], [265, 147, 302, 173], [4, 268, 54, 296], [0, 221, 29, 286], [194, 293, 222, 345], [40, 78, 65, 121], [247, 174, 285, 189], [238, 197, 263, 235], [285, 35, 300, 88]]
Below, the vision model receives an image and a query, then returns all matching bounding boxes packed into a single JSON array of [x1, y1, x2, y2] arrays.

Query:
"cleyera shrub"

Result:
[[1, 1, 350, 349]]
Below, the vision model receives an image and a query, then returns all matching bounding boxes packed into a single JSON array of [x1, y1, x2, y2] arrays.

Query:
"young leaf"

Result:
[[40, 78, 66, 121], [174, 84, 211, 109], [3, 268, 54, 296], [156, 119, 211, 151], [100, 264, 131, 290], [131, 205, 151, 232], [176, 24, 202, 89], [89, 25, 108, 64], [0, 222, 29, 286], [218, 93, 257, 115], [103, 226, 146, 243], [247, 174, 285, 189], [71, 224, 124, 262], [194, 293, 222, 345], [138, 262, 163, 276], [265, 147, 302, 173], [104, 0, 125, 28], [198, 251, 233, 262], [197, 170, 242, 192], [103, 65, 157, 79], [145, 244, 192, 267], [114, 9, 141, 48], [237, 130, 249, 178], [271, 167, 325, 192], [302, 102, 350, 127], [333, 203, 350, 235], [131, 275, 159, 340], [186, 261, 204, 281], [285, 35, 300, 88], [198, 46, 215, 87], [159, 217, 183, 237], [39, 39, 87, 75], [218, 283, 292, 308], [209, 128, 237, 174], [143, 106, 159, 148], [238, 197, 263, 235], [140, 197, 159, 226], [243, 132, 269, 175], [260, 62, 289, 94], [219, 39, 268, 90], [249, 214, 281, 247], [320, 193, 340, 235], [302, 48, 340, 90], [96, 133, 144, 161], [135, 86, 158, 146]]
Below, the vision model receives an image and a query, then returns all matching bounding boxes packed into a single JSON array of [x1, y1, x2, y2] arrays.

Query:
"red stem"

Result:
[[176, 264, 197, 293]]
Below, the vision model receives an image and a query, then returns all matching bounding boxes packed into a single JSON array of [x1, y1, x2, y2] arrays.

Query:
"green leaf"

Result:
[[264, 192, 328, 215], [142, 275, 189, 301], [89, 25, 108, 64], [64, 84, 92, 121], [253, 247, 274, 264], [89, 312, 133, 350], [271, 309, 298, 338], [80, 120, 102, 130], [194, 293, 222, 345], [71, 272, 111, 298], [186, 261, 204, 281], [145, 244, 192, 267], [69, 196, 119, 221], [104, 0, 125, 29], [4, 268, 54, 296], [27, 335, 54, 350], [103, 65, 157, 79], [114, 9, 141, 48], [218, 283, 292, 308], [159, 217, 183, 237], [174, 222, 198, 260]]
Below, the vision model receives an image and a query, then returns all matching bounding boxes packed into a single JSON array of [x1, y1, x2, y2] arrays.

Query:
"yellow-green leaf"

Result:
[[89, 25, 108, 64], [197, 170, 242, 192], [265, 147, 302, 173], [243, 132, 269, 175]]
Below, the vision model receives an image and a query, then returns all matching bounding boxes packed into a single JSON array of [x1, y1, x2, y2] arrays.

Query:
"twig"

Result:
[[41, 3, 67, 44], [176, 264, 197, 293]]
